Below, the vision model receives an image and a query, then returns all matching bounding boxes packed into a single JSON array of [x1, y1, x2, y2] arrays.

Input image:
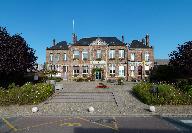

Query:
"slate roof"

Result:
[[129, 40, 152, 48], [73, 37, 126, 46], [46, 41, 69, 50], [155, 59, 169, 65]]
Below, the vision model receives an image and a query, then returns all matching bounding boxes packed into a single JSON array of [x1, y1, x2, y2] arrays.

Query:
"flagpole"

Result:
[[73, 19, 75, 33]]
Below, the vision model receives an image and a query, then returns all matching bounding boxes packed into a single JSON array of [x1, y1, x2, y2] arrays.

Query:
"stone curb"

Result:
[[160, 113, 192, 117], [2, 113, 192, 119], [1, 114, 158, 118], [161, 116, 192, 131]]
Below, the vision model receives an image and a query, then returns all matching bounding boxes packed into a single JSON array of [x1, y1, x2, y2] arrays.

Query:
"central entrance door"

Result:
[[95, 71, 102, 80]]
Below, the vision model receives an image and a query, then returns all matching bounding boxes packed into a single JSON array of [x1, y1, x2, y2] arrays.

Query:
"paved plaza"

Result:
[[0, 81, 192, 117], [0, 81, 192, 133], [1, 116, 191, 133]]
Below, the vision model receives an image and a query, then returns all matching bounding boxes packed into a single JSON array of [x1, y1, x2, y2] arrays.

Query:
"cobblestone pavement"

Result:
[[0, 81, 192, 117]]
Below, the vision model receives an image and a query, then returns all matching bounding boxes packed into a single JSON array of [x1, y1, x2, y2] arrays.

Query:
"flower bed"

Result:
[[132, 82, 192, 105], [0, 83, 54, 106], [96, 83, 110, 88]]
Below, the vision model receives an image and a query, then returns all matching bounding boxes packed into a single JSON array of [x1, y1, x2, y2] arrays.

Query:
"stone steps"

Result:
[[49, 99, 115, 103], [48, 92, 115, 103], [53, 95, 114, 99]]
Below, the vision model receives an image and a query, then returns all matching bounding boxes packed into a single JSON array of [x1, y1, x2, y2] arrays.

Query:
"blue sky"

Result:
[[0, 0, 192, 64]]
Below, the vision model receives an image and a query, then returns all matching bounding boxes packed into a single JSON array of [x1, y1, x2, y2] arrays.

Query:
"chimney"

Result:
[[75, 34, 77, 43], [122, 35, 124, 43], [145, 34, 150, 47], [53, 39, 56, 46], [72, 33, 77, 44], [142, 38, 145, 44]]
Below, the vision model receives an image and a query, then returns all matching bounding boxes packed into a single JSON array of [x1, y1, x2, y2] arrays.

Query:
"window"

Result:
[[145, 51, 149, 61], [63, 66, 68, 72], [119, 50, 125, 58], [109, 64, 115, 74], [82, 50, 88, 60], [109, 49, 115, 59], [119, 66, 125, 76], [131, 66, 135, 70], [96, 50, 102, 59], [73, 66, 79, 75], [131, 53, 135, 61], [82, 66, 88, 74], [50, 54, 53, 61], [145, 65, 149, 70], [73, 50, 80, 59], [64, 53, 67, 61], [49, 65, 52, 70], [138, 66, 142, 75], [145, 70, 150, 75], [56, 65, 61, 71], [56, 54, 60, 62], [53, 65, 56, 70], [131, 71, 134, 77]]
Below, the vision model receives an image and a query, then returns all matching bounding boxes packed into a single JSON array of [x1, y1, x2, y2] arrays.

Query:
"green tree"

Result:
[[169, 41, 192, 77], [0, 27, 37, 87], [149, 65, 176, 82]]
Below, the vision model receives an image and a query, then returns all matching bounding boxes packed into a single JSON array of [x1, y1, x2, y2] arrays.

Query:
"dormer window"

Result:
[[90, 38, 107, 46]]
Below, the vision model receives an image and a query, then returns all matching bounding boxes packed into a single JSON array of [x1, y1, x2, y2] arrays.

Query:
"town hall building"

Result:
[[46, 34, 154, 81]]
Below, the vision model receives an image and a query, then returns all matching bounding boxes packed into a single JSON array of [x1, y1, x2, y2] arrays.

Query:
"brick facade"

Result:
[[46, 35, 154, 81], [128, 48, 154, 81]]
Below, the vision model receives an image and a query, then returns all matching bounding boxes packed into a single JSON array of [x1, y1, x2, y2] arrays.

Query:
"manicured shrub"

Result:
[[0, 83, 54, 106], [133, 82, 192, 105], [76, 77, 84, 82], [47, 77, 63, 82], [117, 77, 125, 85]]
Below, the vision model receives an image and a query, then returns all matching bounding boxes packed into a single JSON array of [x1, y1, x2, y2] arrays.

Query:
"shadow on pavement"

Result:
[[74, 127, 181, 133]]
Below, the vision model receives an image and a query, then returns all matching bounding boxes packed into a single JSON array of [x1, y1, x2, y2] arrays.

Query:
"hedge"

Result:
[[0, 83, 54, 106], [132, 82, 192, 105]]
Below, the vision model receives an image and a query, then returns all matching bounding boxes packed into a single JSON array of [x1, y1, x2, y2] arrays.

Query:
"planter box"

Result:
[[55, 83, 64, 92], [46, 80, 56, 85]]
